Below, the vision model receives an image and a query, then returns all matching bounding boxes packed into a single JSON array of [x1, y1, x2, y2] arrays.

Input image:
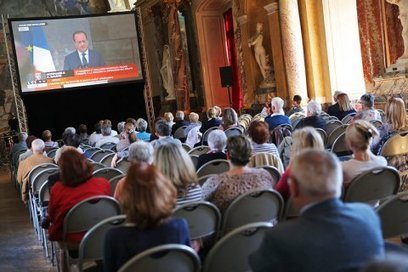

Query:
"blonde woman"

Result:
[[275, 127, 325, 200], [332, 93, 356, 120], [164, 112, 175, 128], [154, 143, 202, 206], [372, 97, 407, 154], [342, 120, 387, 185]]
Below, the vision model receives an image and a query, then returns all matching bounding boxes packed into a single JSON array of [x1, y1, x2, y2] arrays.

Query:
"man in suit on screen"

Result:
[[63, 30, 105, 70], [249, 149, 385, 272]]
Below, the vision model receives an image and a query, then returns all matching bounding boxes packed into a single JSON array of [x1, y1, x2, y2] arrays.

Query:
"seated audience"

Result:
[[116, 120, 137, 152], [327, 90, 343, 117], [88, 121, 103, 146], [155, 143, 202, 206], [264, 97, 291, 130], [17, 139, 53, 203], [135, 118, 151, 142], [200, 107, 222, 134], [150, 120, 181, 148], [42, 130, 58, 151], [104, 162, 190, 272], [47, 150, 110, 244], [219, 107, 239, 131], [275, 127, 325, 200], [372, 97, 407, 155], [10, 132, 28, 168], [164, 112, 175, 128], [248, 120, 279, 157], [196, 129, 227, 170], [213, 105, 222, 119], [47, 145, 78, 188], [286, 95, 304, 117], [295, 100, 327, 130], [185, 112, 202, 147], [250, 149, 384, 272], [95, 119, 120, 148], [19, 135, 37, 162], [54, 130, 83, 160], [77, 124, 89, 144], [202, 135, 274, 213], [331, 93, 356, 120], [342, 120, 387, 186], [171, 110, 190, 135], [352, 93, 381, 122], [115, 121, 126, 139]]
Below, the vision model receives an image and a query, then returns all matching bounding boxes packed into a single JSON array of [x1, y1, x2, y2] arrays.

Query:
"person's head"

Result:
[[42, 130, 52, 142], [136, 118, 148, 132], [128, 141, 154, 164], [271, 97, 285, 114], [120, 162, 176, 229], [63, 132, 80, 148], [78, 124, 87, 135], [213, 105, 222, 117], [227, 135, 252, 166], [385, 97, 407, 130], [248, 120, 270, 144], [175, 110, 185, 121], [306, 100, 322, 116], [31, 139, 45, 154], [291, 127, 325, 157], [54, 145, 77, 164], [293, 95, 302, 107], [222, 107, 238, 127], [72, 31, 88, 53], [337, 93, 354, 112], [360, 93, 375, 110], [94, 122, 102, 134], [333, 90, 343, 103], [155, 119, 171, 137], [346, 120, 378, 152], [26, 135, 37, 149], [59, 149, 93, 187], [189, 112, 200, 124], [117, 121, 126, 134], [290, 149, 342, 207], [64, 127, 76, 135], [18, 132, 28, 143], [207, 107, 217, 119], [154, 143, 197, 194], [126, 118, 137, 127], [124, 121, 136, 133], [163, 112, 174, 123], [101, 119, 112, 136], [207, 129, 227, 152]]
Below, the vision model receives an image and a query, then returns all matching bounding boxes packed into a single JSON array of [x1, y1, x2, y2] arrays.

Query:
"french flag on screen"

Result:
[[20, 26, 56, 72]]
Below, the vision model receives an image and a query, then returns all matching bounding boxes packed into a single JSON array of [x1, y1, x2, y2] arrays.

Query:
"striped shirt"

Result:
[[252, 142, 279, 157], [176, 184, 203, 206]]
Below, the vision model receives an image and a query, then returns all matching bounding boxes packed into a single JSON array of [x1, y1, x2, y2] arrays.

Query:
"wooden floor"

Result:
[[0, 166, 56, 272]]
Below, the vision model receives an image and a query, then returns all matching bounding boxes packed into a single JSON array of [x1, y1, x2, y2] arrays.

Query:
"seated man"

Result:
[[286, 95, 304, 117], [10, 132, 28, 168], [264, 97, 291, 130], [151, 119, 182, 149], [17, 139, 54, 203], [95, 119, 120, 148], [171, 110, 190, 135], [295, 100, 327, 130], [353, 93, 382, 122], [250, 149, 384, 272]]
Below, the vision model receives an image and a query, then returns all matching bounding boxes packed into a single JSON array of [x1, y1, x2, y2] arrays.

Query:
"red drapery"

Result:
[[223, 9, 242, 111]]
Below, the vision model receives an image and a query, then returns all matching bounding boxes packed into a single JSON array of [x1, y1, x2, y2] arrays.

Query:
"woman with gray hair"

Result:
[[135, 118, 151, 142], [295, 100, 327, 130], [196, 129, 227, 169]]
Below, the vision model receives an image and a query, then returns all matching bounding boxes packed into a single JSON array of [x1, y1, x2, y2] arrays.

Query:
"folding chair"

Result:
[[115, 157, 132, 173], [255, 165, 281, 186], [224, 127, 243, 138], [341, 112, 356, 124], [109, 174, 125, 196], [174, 126, 189, 141], [325, 120, 343, 142], [90, 149, 115, 163], [47, 148, 58, 159], [331, 132, 352, 157], [327, 124, 348, 148], [93, 167, 123, 181], [90, 162, 106, 171], [100, 142, 117, 151], [315, 128, 327, 146], [182, 143, 192, 153], [188, 145, 211, 156], [196, 159, 230, 178], [201, 127, 219, 145], [376, 192, 408, 239], [249, 152, 284, 173], [100, 153, 116, 167], [197, 174, 216, 186]]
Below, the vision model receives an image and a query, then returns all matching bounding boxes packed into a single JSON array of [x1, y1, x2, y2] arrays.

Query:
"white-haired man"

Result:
[[295, 100, 327, 130], [171, 110, 190, 136], [250, 149, 384, 272], [264, 97, 291, 130], [17, 139, 53, 203]]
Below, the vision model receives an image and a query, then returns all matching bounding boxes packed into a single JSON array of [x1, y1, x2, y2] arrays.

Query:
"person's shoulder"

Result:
[[167, 217, 189, 230]]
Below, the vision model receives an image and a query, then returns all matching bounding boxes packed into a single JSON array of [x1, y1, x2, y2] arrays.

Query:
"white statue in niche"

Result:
[[160, 45, 176, 100], [248, 23, 275, 88], [108, 0, 127, 12]]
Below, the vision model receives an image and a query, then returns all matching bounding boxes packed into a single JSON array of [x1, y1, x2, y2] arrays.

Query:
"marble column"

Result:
[[279, 0, 308, 102], [298, 0, 331, 103], [264, 2, 288, 100]]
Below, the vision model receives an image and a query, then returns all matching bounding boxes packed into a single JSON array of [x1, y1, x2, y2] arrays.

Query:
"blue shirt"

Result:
[[136, 131, 151, 142], [265, 114, 291, 130]]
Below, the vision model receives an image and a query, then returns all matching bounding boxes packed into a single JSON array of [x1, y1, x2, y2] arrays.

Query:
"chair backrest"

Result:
[[343, 167, 400, 204], [182, 143, 191, 153], [197, 174, 217, 186], [203, 222, 273, 272], [173, 201, 221, 240], [248, 152, 284, 173], [196, 159, 230, 178], [174, 126, 189, 140], [28, 163, 58, 189], [115, 157, 132, 173], [380, 131, 408, 157], [84, 147, 102, 158], [255, 165, 281, 186], [93, 167, 123, 180], [118, 244, 201, 272], [330, 132, 352, 156], [100, 153, 116, 167], [327, 124, 348, 148], [376, 192, 408, 239], [189, 155, 199, 169], [109, 174, 125, 196], [90, 149, 115, 163], [282, 197, 300, 221], [341, 112, 356, 124], [224, 127, 243, 138], [270, 125, 292, 146], [188, 145, 211, 156], [38, 180, 50, 206], [221, 189, 283, 235], [91, 162, 106, 171], [46, 148, 58, 159], [63, 196, 121, 241], [201, 127, 219, 145], [99, 142, 117, 151], [325, 120, 343, 142], [370, 119, 383, 129], [78, 215, 127, 271], [31, 167, 59, 195], [315, 128, 327, 146]]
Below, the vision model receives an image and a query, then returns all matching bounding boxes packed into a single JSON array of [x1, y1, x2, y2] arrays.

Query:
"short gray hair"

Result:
[[208, 129, 227, 152], [31, 139, 45, 153], [64, 127, 76, 135], [307, 100, 322, 116], [175, 110, 185, 121], [271, 97, 285, 114], [117, 121, 125, 133], [291, 149, 342, 198], [128, 141, 154, 164], [136, 118, 148, 132]]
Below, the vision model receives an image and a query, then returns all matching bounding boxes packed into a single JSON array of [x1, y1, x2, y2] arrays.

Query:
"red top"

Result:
[[274, 167, 291, 201], [48, 177, 111, 242]]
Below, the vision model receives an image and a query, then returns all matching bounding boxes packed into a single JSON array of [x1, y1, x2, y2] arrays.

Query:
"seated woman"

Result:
[[275, 127, 325, 200], [219, 107, 239, 131], [342, 120, 387, 186], [196, 129, 227, 170], [47, 149, 110, 244], [155, 143, 203, 206], [42, 129, 58, 151], [104, 162, 190, 272], [248, 120, 279, 157], [135, 118, 151, 142], [372, 97, 407, 155], [202, 135, 274, 213], [331, 93, 356, 121]]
